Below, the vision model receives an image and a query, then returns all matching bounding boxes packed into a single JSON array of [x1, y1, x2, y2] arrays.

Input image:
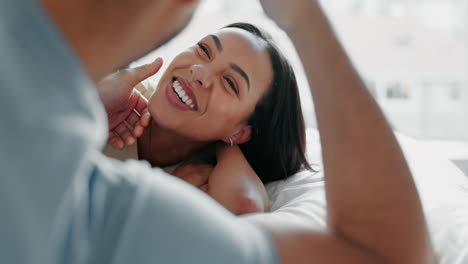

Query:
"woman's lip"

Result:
[[165, 79, 196, 111], [175, 77, 199, 111]]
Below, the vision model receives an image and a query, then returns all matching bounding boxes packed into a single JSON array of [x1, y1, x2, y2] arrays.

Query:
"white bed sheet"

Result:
[[265, 128, 468, 264]]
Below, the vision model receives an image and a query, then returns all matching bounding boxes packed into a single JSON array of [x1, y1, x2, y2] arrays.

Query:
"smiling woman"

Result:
[[148, 22, 312, 182], [104, 22, 312, 214], [149, 24, 274, 143]]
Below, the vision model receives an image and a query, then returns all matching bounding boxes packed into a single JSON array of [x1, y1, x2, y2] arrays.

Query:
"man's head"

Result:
[[42, 0, 200, 82]]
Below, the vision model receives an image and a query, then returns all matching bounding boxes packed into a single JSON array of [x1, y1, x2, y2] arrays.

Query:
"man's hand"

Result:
[[172, 164, 213, 188], [97, 58, 163, 149]]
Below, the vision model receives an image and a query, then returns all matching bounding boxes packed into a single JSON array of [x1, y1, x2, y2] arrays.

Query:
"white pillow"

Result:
[[265, 129, 326, 229]]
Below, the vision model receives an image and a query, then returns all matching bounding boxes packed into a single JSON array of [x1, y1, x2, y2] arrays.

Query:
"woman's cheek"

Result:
[[216, 106, 242, 128], [213, 102, 232, 118]]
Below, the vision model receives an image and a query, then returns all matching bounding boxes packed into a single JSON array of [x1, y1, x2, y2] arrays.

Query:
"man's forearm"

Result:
[[284, 2, 432, 263]]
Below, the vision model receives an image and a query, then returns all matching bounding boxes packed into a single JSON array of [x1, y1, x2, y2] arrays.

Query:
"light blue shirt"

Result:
[[0, 0, 278, 263]]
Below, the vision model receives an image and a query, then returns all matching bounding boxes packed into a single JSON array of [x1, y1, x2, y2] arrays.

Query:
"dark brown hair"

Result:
[[225, 22, 313, 183]]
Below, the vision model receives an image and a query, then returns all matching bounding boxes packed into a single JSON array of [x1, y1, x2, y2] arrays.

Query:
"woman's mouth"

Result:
[[172, 79, 195, 109], [165, 77, 199, 111]]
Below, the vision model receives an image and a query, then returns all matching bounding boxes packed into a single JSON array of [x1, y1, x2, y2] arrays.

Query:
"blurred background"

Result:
[[133, 0, 468, 171]]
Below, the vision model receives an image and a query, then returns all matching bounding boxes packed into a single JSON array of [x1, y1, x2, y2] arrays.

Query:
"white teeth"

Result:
[[173, 80, 182, 89], [172, 79, 195, 109]]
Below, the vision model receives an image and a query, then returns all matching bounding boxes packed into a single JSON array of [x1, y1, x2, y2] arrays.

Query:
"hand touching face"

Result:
[[98, 58, 163, 149]]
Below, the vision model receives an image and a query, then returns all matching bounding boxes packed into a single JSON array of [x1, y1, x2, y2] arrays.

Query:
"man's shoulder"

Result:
[[85, 154, 279, 264]]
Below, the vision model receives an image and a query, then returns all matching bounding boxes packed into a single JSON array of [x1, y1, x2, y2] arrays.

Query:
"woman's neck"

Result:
[[137, 120, 206, 167]]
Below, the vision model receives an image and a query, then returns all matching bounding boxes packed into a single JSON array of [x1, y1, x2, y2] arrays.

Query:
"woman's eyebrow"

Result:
[[209, 34, 223, 52], [230, 63, 250, 91]]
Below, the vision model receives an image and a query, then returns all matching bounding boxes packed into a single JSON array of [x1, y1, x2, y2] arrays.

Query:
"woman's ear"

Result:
[[223, 125, 252, 145]]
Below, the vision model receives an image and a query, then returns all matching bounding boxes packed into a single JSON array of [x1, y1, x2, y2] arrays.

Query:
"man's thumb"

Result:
[[130, 57, 164, 84]]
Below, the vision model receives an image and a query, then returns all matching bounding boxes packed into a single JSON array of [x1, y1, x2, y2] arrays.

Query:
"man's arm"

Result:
[[251, 1, 436, 263]]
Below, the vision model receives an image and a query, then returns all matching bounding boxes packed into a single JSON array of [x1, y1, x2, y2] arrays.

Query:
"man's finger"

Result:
[[139, 109, 151, 127], [127, 57, 163, 85], [126, 111, 142, 128], [133, 111, 148, 135], [191, 165, 213, 187], [114, 123, 135, 146], [133, 109, 151, 137], [199, 184, 209, 193], [197, 164, 214, 174], [109, 131, 125, 150]]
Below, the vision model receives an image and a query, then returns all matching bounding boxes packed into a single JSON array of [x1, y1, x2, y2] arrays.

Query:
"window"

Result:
[[322, 0, 467, 145], [386, 82, 410, 100]]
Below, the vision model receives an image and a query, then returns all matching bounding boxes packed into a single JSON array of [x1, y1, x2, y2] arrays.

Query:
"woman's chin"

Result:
[[147, 102, 214, 142]]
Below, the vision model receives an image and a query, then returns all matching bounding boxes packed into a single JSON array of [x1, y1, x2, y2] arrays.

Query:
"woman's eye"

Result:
[[224, 77, 238, 95], [197, 43, 211, 59]]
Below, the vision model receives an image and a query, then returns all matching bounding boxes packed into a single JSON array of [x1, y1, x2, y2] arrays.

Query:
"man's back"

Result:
[[0, 0, 108, 262], [0, 1, 278, 263]]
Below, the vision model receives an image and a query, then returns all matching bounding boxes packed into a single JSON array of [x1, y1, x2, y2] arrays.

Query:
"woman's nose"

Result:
[[190, 64, 211, 89]]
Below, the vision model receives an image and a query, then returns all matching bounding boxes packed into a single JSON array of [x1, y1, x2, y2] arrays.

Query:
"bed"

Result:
[[265, 128, 468, 264]]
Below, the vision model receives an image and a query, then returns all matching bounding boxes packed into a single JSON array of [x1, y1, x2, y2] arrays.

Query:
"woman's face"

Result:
[[148, 28, 273, 143]]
